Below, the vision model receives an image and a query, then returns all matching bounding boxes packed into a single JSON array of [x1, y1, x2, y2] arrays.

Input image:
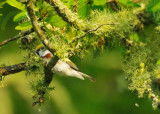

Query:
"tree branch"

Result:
[[146, 83, 159, 108], [45, 0, 81, 28], [44, 57, 59, 85], [31, 56, 59, 107], [0, 37, 18, 48], [27, 0, 59, 106], [0, 63, 25, 76], [0, 28, 34, 48], [70, 24, 116, 44], [107, 0, 119, 12], [27, 0, 58, 55]]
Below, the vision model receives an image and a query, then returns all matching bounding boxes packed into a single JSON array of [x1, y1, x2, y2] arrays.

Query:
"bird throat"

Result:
[[42, 53, 52, 59]]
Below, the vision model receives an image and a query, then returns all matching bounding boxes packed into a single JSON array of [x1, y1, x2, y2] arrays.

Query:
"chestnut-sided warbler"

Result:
[[34, 44, 95, 82]]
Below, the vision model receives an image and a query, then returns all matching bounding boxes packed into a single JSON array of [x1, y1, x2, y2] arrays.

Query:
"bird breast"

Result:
[[52, 60, 71, 75]]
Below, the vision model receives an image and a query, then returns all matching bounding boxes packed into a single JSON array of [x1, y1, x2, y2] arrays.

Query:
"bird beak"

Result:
[[32, 50, 36, 53]]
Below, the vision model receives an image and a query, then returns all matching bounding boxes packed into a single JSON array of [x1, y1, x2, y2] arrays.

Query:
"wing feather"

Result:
[[66, 60, 80, 71]]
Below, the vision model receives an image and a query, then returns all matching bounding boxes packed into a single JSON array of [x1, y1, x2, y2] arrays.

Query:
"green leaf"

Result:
[[0, 1, 6, 8], [78, 0, 88, 18], [45, 15, 67, 28], [149, 2, 160, 12], [45, 15, 62, 23], [15, 21, 32, 30], [60, 35, 68, 43], [36, 1, 54, 17], [36, 1, 44, 10], [13, 12, 27, 22], [44, 25, 54, 38], [130, 33, 139, 42], [51, 20, 67, 28], [62, 0, 74, 8], [118, 0, 129, 4], [6, 0, 25, 11], [93, 0, 107, 5], [118, 0, 140, 7], [156, 60, 160, 65], [147, 0, 160, 12], [0, 14, 2, 16]]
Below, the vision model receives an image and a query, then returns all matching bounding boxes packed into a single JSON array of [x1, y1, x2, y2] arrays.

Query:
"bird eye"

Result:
[[41, 47, 45, 50]]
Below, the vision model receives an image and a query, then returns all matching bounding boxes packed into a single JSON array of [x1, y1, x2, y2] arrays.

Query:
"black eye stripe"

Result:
[[36, 48, 41, 55], [35, 47, 46, 56]]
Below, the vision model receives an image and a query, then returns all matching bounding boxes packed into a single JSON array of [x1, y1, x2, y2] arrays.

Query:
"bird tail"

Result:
[[79, 72, 96, 82]]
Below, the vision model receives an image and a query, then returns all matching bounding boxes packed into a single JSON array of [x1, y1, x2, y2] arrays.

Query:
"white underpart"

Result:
[[52, 60, 84, 80], [39, 50, 84, 80]]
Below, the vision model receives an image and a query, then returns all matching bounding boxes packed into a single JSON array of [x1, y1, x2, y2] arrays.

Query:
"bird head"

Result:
[[34, 44, 52, 59]]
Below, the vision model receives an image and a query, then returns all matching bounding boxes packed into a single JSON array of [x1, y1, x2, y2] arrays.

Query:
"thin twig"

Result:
[[0, 37, 18, 47], [73, 0, 78, 12], [0, 28, 34, 48], [70, 23, 115, 44]]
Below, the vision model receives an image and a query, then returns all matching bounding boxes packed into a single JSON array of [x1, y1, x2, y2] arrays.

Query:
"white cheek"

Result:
[[39, 51, 43, 57], [39, 50, 51, 57]]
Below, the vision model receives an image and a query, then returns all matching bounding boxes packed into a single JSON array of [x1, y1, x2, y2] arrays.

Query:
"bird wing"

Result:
[[66, 59, 80, 71], [65, 59, 95, 82]]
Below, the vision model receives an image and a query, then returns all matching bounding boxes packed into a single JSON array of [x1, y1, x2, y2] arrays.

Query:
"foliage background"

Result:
[[1, 1, 160, 114]]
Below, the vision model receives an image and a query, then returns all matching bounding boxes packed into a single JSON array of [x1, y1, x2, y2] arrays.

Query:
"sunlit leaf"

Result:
[[118, 0, 129, 4], [130, 33, 139, 41], [93, 0, 107, 5], [45, 15, 62, 23], [37, 1, 54, 16], [6, 0, 25, 11], [13, 12, 27, 22], [118, 0, 140, 7], [36, 1, 44, 9], [60, 35, 68, 43], [78, 0, 88, 18], [45, 15, 67, 28], [62, 0, 74, 8], [146, 0, 160, 12], [44, 25, 54, 38], [156, 60, 160, 65], [15, 21, 32, 30], [0, 14, 3, 16], [52, 20, 67, 28], [149, 3, 160, 12]]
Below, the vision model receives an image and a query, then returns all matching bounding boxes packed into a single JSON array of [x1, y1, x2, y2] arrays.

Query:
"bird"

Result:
[[34, 44, 95, 82]]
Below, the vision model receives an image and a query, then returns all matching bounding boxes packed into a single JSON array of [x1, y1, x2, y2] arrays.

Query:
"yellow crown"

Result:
[[35, 44, 44, 51]]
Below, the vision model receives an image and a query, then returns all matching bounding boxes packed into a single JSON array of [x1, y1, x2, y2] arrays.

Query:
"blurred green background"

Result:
[[1, 3, 160, 114]]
